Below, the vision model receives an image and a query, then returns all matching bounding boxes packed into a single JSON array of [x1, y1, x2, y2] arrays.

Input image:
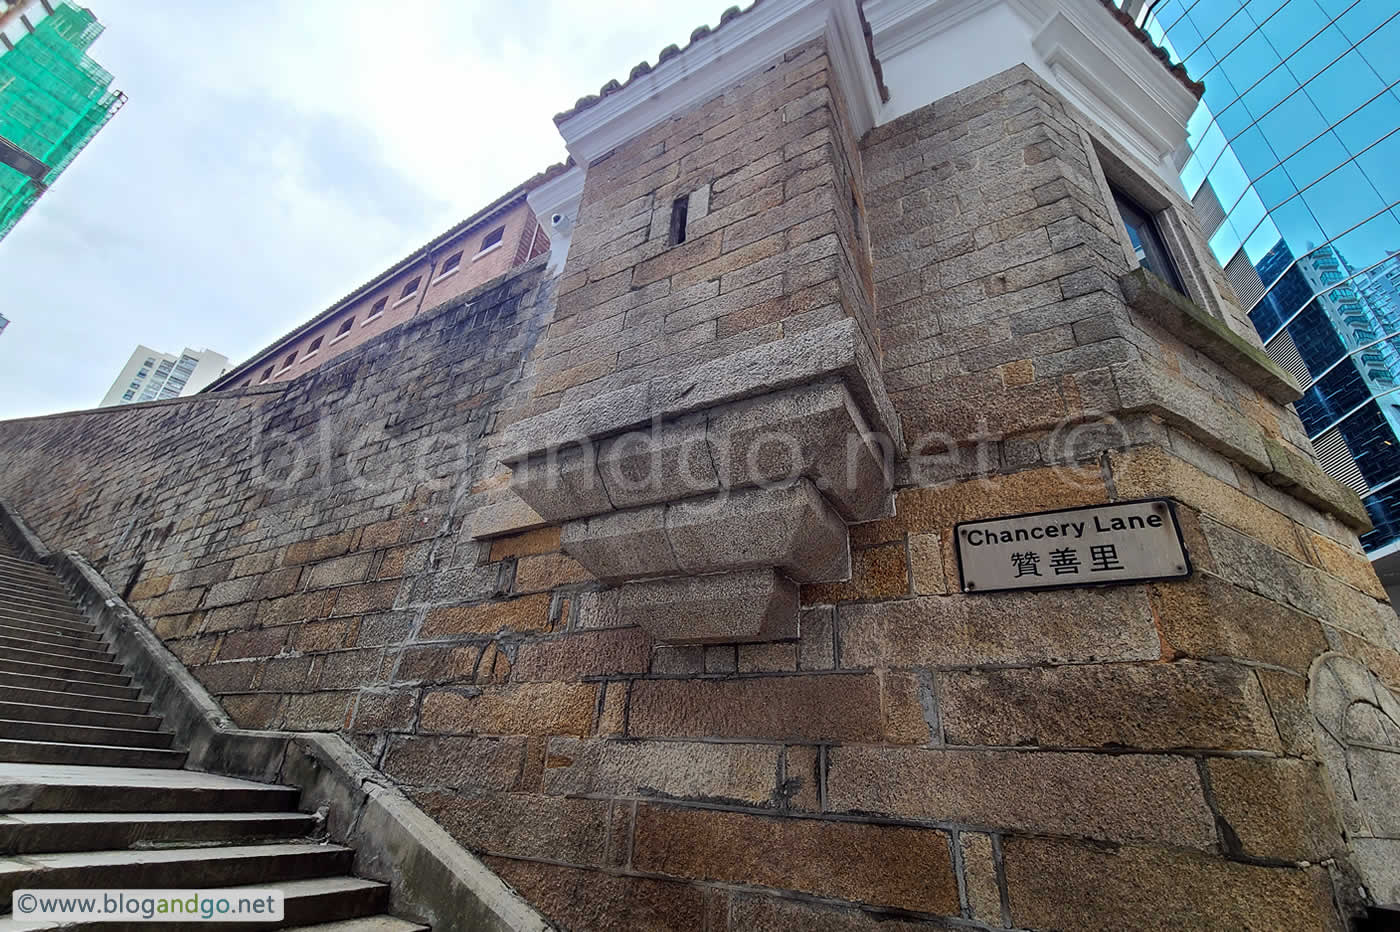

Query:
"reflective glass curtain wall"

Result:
[[1137, 0, 1400, 551]]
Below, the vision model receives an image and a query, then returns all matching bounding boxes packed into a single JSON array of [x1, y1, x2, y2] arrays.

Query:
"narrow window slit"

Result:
[[670, 195, 690, 246]]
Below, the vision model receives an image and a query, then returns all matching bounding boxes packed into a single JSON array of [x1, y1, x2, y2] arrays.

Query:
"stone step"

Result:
[[0, 718, 174, 750], [0, 606, 89, 633], [0, 810, 317, 854], [0, 576, 71, 601], [0, 609, 96, 637], [0, 843, 356, 911], [0, 554, 64, 581], [0, 700, 159, 732], [0, 563, 69, 586], [284, 916, 429, 932], [0, 672, 142, 703], [0, 877, 396, 931], [0, 763, 300, 814], [0, 622, 105, 652], [0, 634, 114, 664], [0, 586, 81, 613], [0, 647, 124, 677], [0, 686, 149, 717], [0, 738, 186, 770], [0, 656, 132, 688]]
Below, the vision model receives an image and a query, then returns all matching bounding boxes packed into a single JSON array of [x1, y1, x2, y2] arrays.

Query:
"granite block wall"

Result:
[[1, 54, 1399, 932]]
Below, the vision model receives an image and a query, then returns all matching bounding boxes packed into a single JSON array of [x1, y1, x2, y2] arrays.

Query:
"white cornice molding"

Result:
[[526, 166, 586, 274], [863, 0, 1001, 59], [867, 0, 1195, 177], [553, 0, 881, 166], [1029, 0, 1198, 134]]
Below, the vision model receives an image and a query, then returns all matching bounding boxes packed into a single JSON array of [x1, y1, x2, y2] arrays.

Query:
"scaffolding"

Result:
[[0, 2, 123, 241]]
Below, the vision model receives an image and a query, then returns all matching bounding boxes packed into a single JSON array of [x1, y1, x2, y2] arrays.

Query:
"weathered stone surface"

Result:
[[1002, 838, 1342, 932], [563, 479, 850, 585], [511, 627, 653, 681], [380, 735, 527, 790], [1204, 518, 1395, 644], [413, 788, 612, 866], [1148, 574, 1328, 673], [1307, 530, 1388, 601], [596, 414, 720, 509], [1119, 268, 1301, 404], [1352, 838, 1400, 904], [618, 569, 799, 644], [470, 490, 548, 541], [542, 737, 780, 804], [826, 747, 1215, 848], [512, 552, 593, 592], [488, 526, 562, 561], [510, 444, 615, 524], [837, 587, 1159, 668], [632, 804, 960, 914], [649, 318, 904, 452], [802, 540, 908, 604], [486, 857, 706, 932], [420, 593, 553, 638], [1207, 758, 1344, 861], [1110, 445, 1307, 561], [419, 684, 599, 737], [705, 380, 892, 520], [630, 672, 927, 743], [726, 893, 961, 930], [1261, 433, 1371, 532], [665, 480, 849, 583], [1111, 359, 1272, 476], [561, 505, 679, 583], [960, 832, 1002, 924], [854, 465, 1108, 544], [939, 661, 1283, 751]]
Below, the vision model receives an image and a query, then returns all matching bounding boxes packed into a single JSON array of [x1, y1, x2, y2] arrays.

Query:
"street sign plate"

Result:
[[955, 498, 1191, 593]]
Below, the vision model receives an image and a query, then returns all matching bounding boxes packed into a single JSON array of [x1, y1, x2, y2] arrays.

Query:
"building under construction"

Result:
[[0, 0, 123, 242]]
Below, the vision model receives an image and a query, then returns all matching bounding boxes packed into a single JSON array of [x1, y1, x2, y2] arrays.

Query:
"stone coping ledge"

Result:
[[500, 317, 905, 465], [0, 499, 553, 932], [1112, 360, 1371, 532], [1119, 268, 1303, 405]]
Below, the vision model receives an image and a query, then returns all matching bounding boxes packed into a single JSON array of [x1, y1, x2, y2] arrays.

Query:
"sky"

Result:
[[0, 0, 720, 420]]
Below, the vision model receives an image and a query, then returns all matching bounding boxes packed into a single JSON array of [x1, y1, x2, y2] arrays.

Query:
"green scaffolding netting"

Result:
[[0, 2, 121, 241]]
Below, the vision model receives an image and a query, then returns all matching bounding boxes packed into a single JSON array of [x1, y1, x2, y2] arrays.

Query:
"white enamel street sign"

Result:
[[955, 498, 1191, 593]]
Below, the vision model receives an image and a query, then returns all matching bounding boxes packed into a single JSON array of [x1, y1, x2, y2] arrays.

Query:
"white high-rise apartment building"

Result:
[[99, 346, 229, 407]]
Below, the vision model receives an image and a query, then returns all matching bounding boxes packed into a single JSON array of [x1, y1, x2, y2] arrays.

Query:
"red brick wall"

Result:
[[233, 201, 541, 389]]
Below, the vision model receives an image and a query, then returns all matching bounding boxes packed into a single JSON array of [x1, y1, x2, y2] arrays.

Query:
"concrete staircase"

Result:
[[0, 541, 427, 931]]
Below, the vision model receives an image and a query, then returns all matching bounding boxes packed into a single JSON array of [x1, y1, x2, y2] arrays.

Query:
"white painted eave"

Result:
[[866, 0, 1197, 183], [553, 0, 882, 167], [527, 166, 586, 274]]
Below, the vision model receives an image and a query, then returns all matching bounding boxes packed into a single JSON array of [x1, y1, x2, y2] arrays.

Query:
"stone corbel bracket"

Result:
[[491, 318, 902, 644]]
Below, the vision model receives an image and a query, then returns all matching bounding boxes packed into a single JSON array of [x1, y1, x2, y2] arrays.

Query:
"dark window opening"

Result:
[[337, 317, 354, 336], [282, 351, 297, 369], [259, 366, 274, 383], [669, 195, 690, 246], [240, 380, 250, 389], [1113, 189, 1184, 295], [480, 226, 505, 251], [441, 251, 463, 274], [851, 191, 862, 243], [371, 296, 387, 315], [399, 277, 421, 299], [308, 335, 323, 354]]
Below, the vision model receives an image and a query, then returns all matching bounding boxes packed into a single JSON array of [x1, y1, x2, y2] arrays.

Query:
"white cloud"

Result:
[[0, 0, 723, 419]]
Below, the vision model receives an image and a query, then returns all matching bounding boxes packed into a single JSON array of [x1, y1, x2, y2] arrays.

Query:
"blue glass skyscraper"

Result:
[[1133, 0, 1400, 566]]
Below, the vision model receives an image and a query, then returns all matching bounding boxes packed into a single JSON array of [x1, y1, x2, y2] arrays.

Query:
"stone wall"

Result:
[[2, 51, 1400, 932]]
